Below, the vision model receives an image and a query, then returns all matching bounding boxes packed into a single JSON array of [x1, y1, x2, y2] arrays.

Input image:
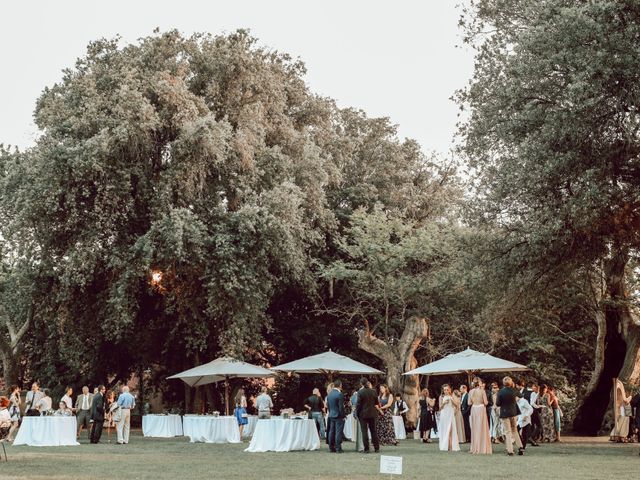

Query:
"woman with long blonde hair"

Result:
[[468, 377, 492, 454], [234, 388, 248, 438], [438, 384, 460, 452]]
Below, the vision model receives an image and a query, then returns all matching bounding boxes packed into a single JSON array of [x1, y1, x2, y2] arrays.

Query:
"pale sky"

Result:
[[0, 1, 474, 156]]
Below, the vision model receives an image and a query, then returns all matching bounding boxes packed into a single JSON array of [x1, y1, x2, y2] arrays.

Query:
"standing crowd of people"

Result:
[[436, 376, 564, 455], [0, 382, 136, 445]]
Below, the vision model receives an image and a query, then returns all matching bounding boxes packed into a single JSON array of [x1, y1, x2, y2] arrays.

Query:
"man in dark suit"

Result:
[[496, 376, 523, 456], [356, 377, 380, 453], [460, 384, 471, 442], [89, 385, 106, 444], [327, 379, 346, 453]]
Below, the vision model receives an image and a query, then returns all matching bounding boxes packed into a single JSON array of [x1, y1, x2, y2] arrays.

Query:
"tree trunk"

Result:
[[1, 351, 19, 392], [358, 316, 429, 428], [573, 249, 639, 434]]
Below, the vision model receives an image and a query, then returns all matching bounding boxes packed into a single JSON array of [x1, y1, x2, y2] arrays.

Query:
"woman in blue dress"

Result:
[[234, 388, 248, 438]]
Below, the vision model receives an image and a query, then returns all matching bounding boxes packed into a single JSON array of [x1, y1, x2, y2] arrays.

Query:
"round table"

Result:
[[142, 414, 183, 437], [245, 418, 320, 452], [183, 415, 241, 443], [13, 416, 79, 447]]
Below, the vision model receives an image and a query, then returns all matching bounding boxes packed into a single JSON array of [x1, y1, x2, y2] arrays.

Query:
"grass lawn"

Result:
[[1, 432, 637, 480]]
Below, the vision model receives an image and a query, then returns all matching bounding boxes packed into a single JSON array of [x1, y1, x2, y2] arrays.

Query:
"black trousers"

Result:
[[530, 410, 542, 441], [90, 420, 104, 444], [359, 417, 379, 452], [463, 412, 471, 441], [518, 424, 530, 449]]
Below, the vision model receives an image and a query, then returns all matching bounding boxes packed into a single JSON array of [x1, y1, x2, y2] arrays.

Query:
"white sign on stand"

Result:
[[380, 455, 403, 475]]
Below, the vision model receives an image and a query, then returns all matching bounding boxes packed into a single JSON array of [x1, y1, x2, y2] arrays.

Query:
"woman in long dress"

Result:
[[468, 378, 492, 454], [539, 385, 555, 443], [438, 384, 460, 452], [234, 388, 249, 438], [418, 389, 436, 443], [376, 385, 398, 446], [453, 389, 466, 443], [489, 382, 502, 443]]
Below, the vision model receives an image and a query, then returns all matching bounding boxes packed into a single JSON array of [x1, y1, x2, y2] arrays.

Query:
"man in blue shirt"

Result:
[[327, 379, 346, 453], [116, 386, 136, 444]]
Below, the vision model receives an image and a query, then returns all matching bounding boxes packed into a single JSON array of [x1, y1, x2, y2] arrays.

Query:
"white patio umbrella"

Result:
[[167, 357, 273, 415], [271, 350, 383, 380], [404, 347, 530, 385]]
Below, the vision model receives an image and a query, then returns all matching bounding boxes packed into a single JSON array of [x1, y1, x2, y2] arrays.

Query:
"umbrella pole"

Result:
[[225, 377, 230, 416]]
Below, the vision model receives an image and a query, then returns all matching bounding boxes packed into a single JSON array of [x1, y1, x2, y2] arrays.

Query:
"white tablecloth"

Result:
[[142, 415, 183, 437], [14, 416, 79, 447], [183, 415, 241, 443], [245, 418, 320, 452], [243, 415, 259, 438], [393, 415, 406, 440]]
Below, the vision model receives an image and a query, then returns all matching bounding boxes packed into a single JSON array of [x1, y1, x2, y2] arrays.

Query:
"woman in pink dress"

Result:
[[468, 377, 492, 454]]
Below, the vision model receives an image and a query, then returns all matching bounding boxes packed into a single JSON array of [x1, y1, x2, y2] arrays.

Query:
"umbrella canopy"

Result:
[[167, 357, 273, 387], [167, 357, 273, 415], [404, 348, 529, 377], [271, 350, 383, 378]]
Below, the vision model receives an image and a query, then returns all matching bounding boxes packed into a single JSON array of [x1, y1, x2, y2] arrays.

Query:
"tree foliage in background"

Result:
[[459, 0, 640, 433]]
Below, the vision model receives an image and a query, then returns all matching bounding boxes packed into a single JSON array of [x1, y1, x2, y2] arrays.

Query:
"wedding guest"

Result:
[[356, 377, 380, 453], [468, 377, 491, 454], [517, 379, 539, 446], [90, 385, 106, 444], [234, 388, 249, 438], [376, 384, 398, 446], [516, 394, 533, 452], [55, 401, 73, 416], [116, 385, 135, 444], [350, 390, 359, 419], [538, 384, 555, 442], [327, 379, 345, 453], [75, 386, 94, 438], [438, 384, 460, 452], [418, 388, 436, 443], [549, 387, 562, 442], [0, 397, 11, 429], [529, 382, 543, 443], [324, 382, 334, 444], [24, 382, 44, 416], [460, 384, 471, 442], [7, 385, 21, 442], [393, 393, 409, 430], [105, 390, 117, 434], [489, 382, 501, 443], [36, 389, 52, 415], [60, 386, 73, 410], [305, 388, 326, 439], [256, 386, 273, 419], [453, 389, 466, 443], [496, 376, 524, 456]]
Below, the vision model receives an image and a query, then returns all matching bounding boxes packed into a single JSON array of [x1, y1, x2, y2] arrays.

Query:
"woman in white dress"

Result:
[[438, 384, 460, 452]]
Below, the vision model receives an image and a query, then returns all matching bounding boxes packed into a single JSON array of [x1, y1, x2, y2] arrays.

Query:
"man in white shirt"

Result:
[[255, 387, 274, 419], [517, 395, 533, 454], [25, 382, 44, 416], [61, 387, 73, 410], [529, 383, 542, 444], [35, 389, 53, 414], [75, 386, 94, 438]]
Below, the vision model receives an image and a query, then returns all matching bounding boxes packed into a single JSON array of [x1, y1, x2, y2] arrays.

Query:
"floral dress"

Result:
[[539, 395, 555, 442], [376, 396, 397, 445]]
